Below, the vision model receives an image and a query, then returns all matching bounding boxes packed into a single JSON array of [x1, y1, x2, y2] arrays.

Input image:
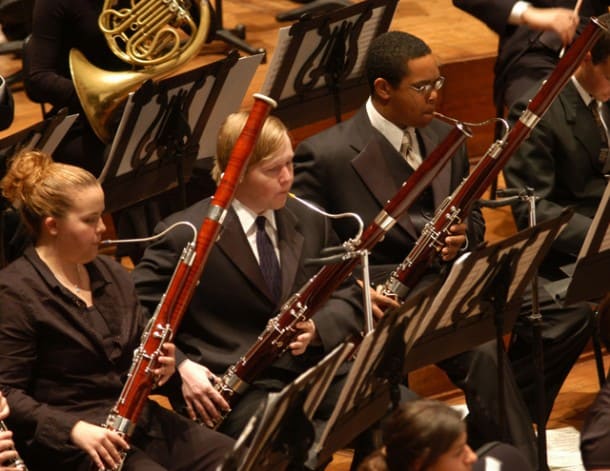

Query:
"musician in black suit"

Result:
[[452, 0, 610, 111], [133, 112, 363, 439], [292, 31, 538, 467], [501, 15, 610, 461]]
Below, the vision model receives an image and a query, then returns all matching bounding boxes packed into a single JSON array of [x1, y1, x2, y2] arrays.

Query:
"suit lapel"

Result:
[[276, 206, 304, 301], [564, 82, 602, 171], [215, 209, 271, 299], [419, 127, 452, 207], [351, 133, 419, 239]]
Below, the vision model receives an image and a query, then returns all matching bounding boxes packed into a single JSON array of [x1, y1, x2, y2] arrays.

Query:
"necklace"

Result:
[[56, 264, 85, 295], [73, 264, 84, 294]]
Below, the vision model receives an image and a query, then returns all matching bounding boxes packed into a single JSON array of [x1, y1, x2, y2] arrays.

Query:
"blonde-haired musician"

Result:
[[133, 112, 364, 438], [0, 150, 233, 470]]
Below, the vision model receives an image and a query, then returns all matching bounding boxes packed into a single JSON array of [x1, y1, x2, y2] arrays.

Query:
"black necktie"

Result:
[[255, 216, 281, 302], [589, 100, 609, 166]]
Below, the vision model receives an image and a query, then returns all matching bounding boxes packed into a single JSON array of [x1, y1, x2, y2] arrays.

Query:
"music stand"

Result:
[[99, 52, 263, 214], [0, 110, 77, 266], [262, 0, 397, 128], [308, 211, 572, 468], [560, 178, 610, 306], [0, 109, 77, 165], [276, 0, 352, 23], [208, 0, 266, 58], [219, 342, 355, 471]]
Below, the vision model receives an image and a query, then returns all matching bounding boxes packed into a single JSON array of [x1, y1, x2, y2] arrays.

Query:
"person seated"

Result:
[[357, 399, 478, 471], [581, 379, 610, 470], [0, 149, 234, 470], [133, 112, 363, 438], [358, 399, 532, 471]]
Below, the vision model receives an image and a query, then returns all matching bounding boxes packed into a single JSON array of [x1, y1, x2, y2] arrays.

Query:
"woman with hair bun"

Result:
[[359, 400, 478, 471], [0, 150, 233, 471]]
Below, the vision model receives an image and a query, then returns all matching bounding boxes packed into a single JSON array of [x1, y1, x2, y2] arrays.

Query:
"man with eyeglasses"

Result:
[[292, 30, 538, 468]]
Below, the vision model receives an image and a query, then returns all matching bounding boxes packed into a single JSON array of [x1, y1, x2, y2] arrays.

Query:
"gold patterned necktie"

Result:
[[400, 128, 422, 170], [589, 100, 609, 166]]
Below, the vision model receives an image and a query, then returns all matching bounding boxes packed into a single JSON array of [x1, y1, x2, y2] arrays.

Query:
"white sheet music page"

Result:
[[579, 179, 610, 256]]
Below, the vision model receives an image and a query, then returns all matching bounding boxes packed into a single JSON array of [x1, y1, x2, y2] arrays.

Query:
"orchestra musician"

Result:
[[132, 112, 364, 439], [452, 0, 610, 111], [0, 150, 234, 471], [291, 30, 537, 467]]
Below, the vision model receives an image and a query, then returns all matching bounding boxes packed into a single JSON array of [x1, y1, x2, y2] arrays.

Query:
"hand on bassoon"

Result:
[[0, 393, 8, 422], [289, 320, 319, 355], [356, 279, 400, 321], [177, 359, 229, 428], [440, 223, 468, 262], [0, 428, 18, 469], [70, 420, 129, 471], [151, 343, 176, 387]]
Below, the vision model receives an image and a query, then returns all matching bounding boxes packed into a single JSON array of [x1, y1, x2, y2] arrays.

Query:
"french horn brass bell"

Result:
[[69, 0, 210, 143]]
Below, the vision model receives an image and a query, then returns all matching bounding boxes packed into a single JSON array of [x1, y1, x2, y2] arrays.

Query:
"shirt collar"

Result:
[[366, 97, 407, 153], [572, 75, 597, 107], [232, 198, 277, 235]]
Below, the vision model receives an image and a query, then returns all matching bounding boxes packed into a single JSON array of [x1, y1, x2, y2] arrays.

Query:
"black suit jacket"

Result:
[[504, 80, 608, 263], [292, 106, 485, 282], [133, 197, 362, 378], [453, 0, 610, 107]]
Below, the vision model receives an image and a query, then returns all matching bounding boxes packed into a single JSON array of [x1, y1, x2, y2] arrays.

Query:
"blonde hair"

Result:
[[1, 150, 98, 238], [211, 111, 289, 184]]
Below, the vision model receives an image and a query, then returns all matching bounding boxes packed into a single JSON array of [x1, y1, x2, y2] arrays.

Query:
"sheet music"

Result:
[[235, 342, 354, 470], [40, 113, 78, 155], [100, 54, 263, 182], [505, 230, 550, 301], [579, 179, 610, 256], [197, 54, 263, 159], [263, 1, 393, 102], [315, 331, 376, 453], [261, 26, 291, 97]]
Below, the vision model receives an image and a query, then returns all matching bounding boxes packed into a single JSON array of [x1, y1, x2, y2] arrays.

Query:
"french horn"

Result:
[[69, 0, 210, 143]]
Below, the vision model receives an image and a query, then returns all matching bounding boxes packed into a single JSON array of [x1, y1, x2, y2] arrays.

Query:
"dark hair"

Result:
[[591, 14, 610, 64], [359, 400, 465, 471], [365, 31, 432, 94]]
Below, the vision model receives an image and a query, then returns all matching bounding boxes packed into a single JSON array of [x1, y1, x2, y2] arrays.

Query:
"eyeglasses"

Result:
[[409, 76, 445, 95]]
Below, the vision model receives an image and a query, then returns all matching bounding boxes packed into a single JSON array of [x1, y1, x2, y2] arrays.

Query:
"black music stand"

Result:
[[0, 109, 77, 166], [99, 52, 263, 214], [0, 110, 78, 266], [208, 0, 266, 58], [262, 0, 397, 128], [219, 342, 355, 471], [560, 178, 610, 306], [276, 0, 352, 23], [308, 211, 572, 469]]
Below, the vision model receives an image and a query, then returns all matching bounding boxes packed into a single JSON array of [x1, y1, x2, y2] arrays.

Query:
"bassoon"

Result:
[[0, 420, 27, 470], [99, 93, 277, 470], [379, 17, 606, 302], [212, 121, 473, 426]]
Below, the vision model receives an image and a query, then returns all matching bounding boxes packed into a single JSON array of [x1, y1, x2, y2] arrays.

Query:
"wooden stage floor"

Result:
[[0, 2, 604, 469]]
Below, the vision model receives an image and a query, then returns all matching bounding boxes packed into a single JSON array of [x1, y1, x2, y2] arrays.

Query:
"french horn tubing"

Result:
[[69, 0, 210, 143]]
